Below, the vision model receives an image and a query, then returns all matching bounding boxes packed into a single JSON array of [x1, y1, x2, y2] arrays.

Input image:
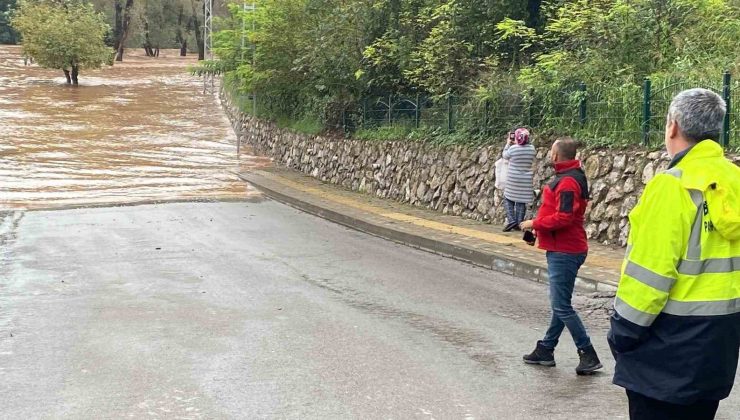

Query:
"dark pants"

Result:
[[541, 251, 591, 350], [627, 390, 719, 420], [504, 198, 527, 226]]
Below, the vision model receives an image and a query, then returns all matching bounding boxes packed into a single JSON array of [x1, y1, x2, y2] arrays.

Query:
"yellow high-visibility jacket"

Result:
[[608, 139, 740, 404]]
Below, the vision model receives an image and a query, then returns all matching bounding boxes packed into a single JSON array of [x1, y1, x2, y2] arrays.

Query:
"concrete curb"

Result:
[[238, 171, 617, 293]]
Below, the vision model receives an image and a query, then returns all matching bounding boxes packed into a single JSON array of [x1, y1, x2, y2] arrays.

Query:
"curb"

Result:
[[238, 171, 617, 293]]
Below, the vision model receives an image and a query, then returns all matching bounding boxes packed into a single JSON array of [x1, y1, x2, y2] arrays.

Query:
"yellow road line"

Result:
[[380, 212, 521, 245]]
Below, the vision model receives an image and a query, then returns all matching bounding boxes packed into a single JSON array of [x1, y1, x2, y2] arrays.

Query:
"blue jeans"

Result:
[[541, 251, 592, 350]]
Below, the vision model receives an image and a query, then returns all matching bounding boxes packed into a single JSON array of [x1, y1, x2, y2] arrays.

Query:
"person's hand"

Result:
[[520, 220, 534, 231]]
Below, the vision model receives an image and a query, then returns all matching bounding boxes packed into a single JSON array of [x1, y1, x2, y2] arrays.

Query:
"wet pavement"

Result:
[[0, 202, 615, 419], [0, 45, 267, 210], [2, 45, 739, 419], [1, 202, 738, 419]]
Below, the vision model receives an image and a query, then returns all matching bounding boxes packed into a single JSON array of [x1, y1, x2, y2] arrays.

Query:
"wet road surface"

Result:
[[2, 45, 739, 419], [2, 202, 739, 419], [0, 45, 266, 210]]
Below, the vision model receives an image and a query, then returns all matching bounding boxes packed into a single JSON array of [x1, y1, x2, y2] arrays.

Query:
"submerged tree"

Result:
[[174, 0, 190, 56], [113, 0, 134, 61], [138, 0, 179, 57], [190, 0, 203, 60], [12, 0, 112, 84]]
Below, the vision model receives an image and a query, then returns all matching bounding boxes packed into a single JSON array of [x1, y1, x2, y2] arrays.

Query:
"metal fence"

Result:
[[233, 71, 737, 148], [644, 74, 737, 147], [351, 71, 736, 148]]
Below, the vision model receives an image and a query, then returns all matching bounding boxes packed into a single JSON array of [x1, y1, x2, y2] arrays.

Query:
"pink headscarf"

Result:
[[514, 128, 530, 145]]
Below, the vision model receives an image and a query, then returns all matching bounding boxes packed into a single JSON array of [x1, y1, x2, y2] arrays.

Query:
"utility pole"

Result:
[[203, 0, 214, 94]]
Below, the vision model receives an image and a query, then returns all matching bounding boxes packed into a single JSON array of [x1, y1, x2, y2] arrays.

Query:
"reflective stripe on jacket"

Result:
[[608, 140, 740, 404]]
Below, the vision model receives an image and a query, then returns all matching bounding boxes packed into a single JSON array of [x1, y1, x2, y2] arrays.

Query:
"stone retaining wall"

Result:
[[222, 91, 739, 247]]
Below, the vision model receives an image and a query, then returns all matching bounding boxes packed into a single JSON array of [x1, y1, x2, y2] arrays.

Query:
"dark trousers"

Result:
[[627, 390, 719, 420], [504, 198, 527, 226]]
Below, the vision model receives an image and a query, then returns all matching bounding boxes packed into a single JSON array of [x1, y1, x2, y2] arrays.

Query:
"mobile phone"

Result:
[[523, 230, 536, 246]]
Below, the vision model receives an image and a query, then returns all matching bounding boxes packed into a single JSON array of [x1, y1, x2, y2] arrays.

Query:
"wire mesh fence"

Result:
[[229, 71, 737, 148]]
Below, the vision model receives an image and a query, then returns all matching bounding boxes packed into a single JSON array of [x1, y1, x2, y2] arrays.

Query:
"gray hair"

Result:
[[667, 88, 726, 142]]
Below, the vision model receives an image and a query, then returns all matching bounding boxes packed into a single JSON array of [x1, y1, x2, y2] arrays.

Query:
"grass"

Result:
[[353, 125, 414, 142], [275, 115, 323, 136]]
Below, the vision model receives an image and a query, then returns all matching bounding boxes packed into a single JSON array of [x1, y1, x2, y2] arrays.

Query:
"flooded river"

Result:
[[0, 45, 266, 210]]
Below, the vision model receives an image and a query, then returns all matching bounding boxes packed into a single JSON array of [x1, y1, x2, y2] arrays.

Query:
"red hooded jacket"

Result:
[[532, 160, 589, 254]]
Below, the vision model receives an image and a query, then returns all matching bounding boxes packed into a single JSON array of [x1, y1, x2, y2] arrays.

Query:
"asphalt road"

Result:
[[1, 200, 738, 419]]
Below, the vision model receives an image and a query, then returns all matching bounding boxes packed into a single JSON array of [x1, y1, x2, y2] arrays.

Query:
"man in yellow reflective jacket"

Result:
[[608, 88, 740, 420]]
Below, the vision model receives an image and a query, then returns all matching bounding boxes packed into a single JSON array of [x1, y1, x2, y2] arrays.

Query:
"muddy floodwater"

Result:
[[0, 45, 267, 210]]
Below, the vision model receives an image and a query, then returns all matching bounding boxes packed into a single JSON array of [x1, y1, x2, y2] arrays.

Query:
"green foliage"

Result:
[[86, 0, 202, 55], [12, 0, 112, 74], [275, 114, 322, 135], [0, 0, 19, 44], [136, 0, 181, 50], [211, 0, 739, 147], [403, 2, 477, 96], [488, 0, 740, 145], [517, 0, 740, 88]]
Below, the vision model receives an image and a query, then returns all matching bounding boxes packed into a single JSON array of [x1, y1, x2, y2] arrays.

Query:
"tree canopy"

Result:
[[12, 0, 113, 83], [202, 0, 740, 143], [4, 0, 212, 59]]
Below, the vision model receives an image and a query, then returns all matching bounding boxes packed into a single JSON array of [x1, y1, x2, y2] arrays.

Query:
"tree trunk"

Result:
[[194, 17, 204, 60], [71, 66, 79, 85], [115, 0, 134, 61], [176, 4, 188, 57], [191, 0, 204, 60], [113, 0, 123, 51], [63, 69, 71, 84], [526, 0, 543, 30], [142, 14, 155, 57]]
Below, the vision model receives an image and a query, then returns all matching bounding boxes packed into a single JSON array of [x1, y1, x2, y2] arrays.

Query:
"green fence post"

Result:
[[388, 94, 392, 126], [722, 71, 731, 148], [362, 97, 367, 129], [579, 82, 587, 127], [527, 89, 534, 127], [342, 106, 347, 136], [484, 99, 491, 135], [415, 93, 420, 129], [642, 78, 652, 146], [447, 95, 453, 133]]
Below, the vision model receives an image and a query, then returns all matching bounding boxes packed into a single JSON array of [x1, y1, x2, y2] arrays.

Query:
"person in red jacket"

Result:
[[519, 137, 603, 375]]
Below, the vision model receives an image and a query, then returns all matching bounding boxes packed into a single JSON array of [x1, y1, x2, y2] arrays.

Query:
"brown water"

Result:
[[0, 45, 268, 210]]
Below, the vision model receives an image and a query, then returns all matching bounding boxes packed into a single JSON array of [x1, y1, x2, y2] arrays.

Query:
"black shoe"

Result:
[[503, 222, 518, 232], [523, 341, 556, 367], [576, 345, 603, 375]]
